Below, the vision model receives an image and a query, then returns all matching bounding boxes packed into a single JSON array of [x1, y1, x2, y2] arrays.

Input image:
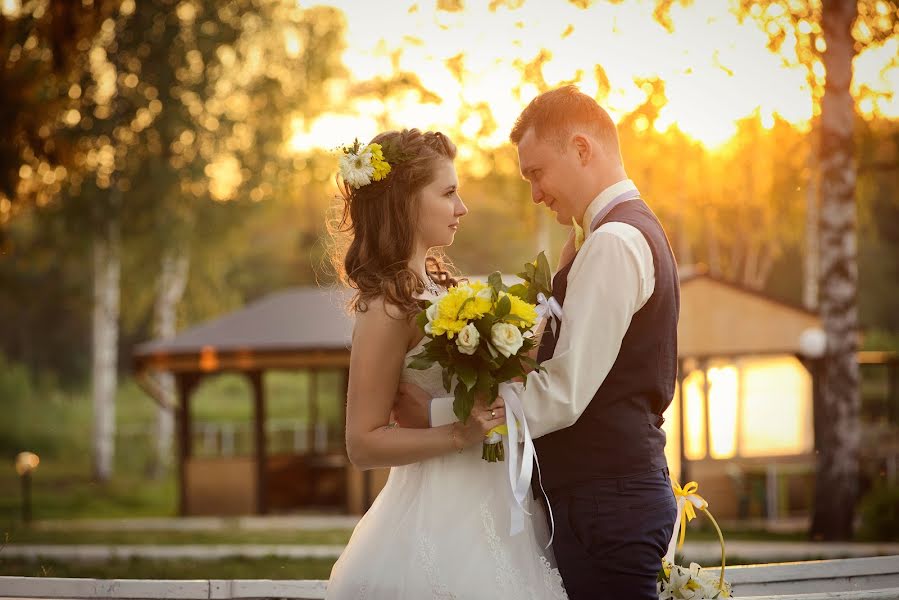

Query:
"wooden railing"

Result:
[[1, 556, 898, 599]]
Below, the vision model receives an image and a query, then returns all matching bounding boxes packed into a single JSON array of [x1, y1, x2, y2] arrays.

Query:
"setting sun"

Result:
[[288, 1, 896, 155]]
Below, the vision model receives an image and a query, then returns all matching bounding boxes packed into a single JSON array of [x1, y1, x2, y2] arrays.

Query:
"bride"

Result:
[[325, 128, 568, 599]]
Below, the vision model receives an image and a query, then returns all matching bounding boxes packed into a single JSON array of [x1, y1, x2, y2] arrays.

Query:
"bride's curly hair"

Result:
[[329, 129, 460, 318]]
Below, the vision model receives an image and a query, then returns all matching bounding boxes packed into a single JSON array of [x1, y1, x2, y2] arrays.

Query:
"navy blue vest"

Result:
[[535, 199, 679, 490]]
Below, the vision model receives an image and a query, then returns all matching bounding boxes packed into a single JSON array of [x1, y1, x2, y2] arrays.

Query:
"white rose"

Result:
[[456, 323, 480, 355], [491, 322, 523, 357], [424, 301, 438, 335]]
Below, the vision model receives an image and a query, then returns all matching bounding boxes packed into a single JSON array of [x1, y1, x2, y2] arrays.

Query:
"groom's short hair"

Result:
[[510, 85, 619, 153]]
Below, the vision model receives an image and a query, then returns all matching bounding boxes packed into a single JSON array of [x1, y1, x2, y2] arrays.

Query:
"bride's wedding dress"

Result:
[[325, 337, 569, 599]]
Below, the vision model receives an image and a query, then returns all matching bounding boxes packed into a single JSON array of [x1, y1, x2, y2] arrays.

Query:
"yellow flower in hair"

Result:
[[367, 143, 392, 182]]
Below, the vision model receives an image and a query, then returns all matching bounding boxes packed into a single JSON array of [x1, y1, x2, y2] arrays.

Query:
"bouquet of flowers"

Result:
[[658, 481, 733, 599], [408, 262, 551, 462]]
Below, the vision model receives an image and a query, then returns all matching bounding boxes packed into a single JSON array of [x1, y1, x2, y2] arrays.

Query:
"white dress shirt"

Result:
[[513, 179, 655, 437], [429, 179, 656, 439]]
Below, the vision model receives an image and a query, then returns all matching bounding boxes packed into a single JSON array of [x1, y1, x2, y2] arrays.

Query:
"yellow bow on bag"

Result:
[[671, 480, 728, 595], [672, 480, 708, 549]]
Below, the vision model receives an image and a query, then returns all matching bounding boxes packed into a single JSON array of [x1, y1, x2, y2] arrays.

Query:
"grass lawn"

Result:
[[0, 556, 337, 579], [1, 371, 343, 523]]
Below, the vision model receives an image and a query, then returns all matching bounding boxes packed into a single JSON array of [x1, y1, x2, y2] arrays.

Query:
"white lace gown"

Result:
[[325, 338, 569, 600]]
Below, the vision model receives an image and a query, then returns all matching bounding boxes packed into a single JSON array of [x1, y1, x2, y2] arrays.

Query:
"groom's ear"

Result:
[[572, 134, 592, 165]]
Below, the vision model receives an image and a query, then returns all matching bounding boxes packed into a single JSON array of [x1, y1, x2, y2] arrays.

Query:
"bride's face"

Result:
[[415, 158, 467, 249]]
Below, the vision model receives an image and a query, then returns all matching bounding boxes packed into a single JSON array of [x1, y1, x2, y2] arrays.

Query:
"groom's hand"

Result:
[[393, 382, 432, 429]]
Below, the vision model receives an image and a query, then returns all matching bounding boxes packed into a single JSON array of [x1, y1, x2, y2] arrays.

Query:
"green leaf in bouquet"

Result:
[[474, 368, 494, 393], [415, 306, 430, 332], [494, 294, 511, 319], [422, 340, 450, 368], [456, 296, 475, 319], [474, 315, 496, 338], [456, 363, 477, 391], [442, 367, 453, 393], [488, 271, 507, 295], [536, 251, 553, 293], [523, 260, 536, 280], [453, 384, 475, 422], [407, 353, 434, 371], [507, 283, 529, 301], [520, 355, 541, 373], [494, 356, 524, 383]]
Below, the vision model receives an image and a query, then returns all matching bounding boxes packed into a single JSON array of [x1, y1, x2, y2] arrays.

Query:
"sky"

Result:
[[288, 0, 899, 154]]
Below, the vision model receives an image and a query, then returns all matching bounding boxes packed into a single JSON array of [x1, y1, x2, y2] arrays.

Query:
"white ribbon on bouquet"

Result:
[[535, 292, 563, 338], [498, 382, 554, 549]]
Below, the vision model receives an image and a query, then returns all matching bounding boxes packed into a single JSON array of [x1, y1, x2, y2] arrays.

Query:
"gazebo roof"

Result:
[[134, 287, 353, 373], [133, 268, 823, 374], [678, 268, 820, 358]]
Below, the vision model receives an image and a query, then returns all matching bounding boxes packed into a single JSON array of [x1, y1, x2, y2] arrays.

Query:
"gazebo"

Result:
[[665, 268, 822, 521], [135, 272, 834, 520], [133, 287, 381, 516]]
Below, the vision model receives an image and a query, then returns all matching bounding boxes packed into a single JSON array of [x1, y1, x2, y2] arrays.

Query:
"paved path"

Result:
[[4, 542, 899, 565]]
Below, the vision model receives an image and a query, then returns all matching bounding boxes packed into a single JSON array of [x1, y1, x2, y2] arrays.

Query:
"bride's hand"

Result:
[[455, 395, 506, 448]]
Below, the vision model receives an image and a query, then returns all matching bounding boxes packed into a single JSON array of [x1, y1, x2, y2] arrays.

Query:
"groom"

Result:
[[397, 85, 679, 599]]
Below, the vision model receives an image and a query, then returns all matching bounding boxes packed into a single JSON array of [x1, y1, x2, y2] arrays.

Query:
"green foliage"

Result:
[[857, 483, 899, 542]]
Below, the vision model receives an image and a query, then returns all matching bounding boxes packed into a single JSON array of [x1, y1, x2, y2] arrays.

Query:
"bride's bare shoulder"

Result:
[[351, 296, 417, 347]]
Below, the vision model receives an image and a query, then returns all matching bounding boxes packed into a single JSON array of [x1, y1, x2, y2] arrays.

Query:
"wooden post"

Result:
[[175, 373, 200, 516], [308, 369, 319, 453], [701, 358, 711, 460], [888, 360, 898, 426], [677, 358, 688, 484], [248, 370, 268, 515]]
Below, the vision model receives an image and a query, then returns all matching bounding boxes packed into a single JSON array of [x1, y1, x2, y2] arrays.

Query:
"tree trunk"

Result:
[[804, 150, 820, 310], [705, 208, 722, 275], [676, 204, 692, 267], [811, 0, 860, 542], [151, 247, 190, 479], [92, 217, 121, 483]]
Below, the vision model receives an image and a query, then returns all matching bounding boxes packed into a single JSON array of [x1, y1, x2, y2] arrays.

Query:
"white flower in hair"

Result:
[[339, 145, 376, 189]]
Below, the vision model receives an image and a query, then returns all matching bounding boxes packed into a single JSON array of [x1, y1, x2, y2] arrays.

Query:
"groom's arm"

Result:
[[512, 222, 654, 439]]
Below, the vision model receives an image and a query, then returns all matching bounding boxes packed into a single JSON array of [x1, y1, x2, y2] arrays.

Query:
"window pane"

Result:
[[684, 369, 707, 460], [739, 356, 813, 457], [708, 364, 739, 459]]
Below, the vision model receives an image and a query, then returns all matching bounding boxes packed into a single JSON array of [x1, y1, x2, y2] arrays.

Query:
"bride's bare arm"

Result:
[[345, 299, 505, 470]]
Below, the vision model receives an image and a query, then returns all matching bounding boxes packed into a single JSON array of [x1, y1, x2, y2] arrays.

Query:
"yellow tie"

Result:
[[572, 217, 585, 252]]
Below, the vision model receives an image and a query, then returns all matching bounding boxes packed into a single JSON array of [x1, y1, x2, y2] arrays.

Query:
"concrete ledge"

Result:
[[725, 555, 899, 596], [2, 556, 898, 599]]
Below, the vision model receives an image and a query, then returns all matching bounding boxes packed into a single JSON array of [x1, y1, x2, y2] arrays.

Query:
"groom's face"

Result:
[[517, 128, 582, 225]]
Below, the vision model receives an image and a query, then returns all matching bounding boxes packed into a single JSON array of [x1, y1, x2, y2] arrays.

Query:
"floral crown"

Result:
[[337, 137, 411, 191]]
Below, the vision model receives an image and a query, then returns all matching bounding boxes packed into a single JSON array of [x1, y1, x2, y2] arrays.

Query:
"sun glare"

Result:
[[289, 1, 896, 155]]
